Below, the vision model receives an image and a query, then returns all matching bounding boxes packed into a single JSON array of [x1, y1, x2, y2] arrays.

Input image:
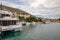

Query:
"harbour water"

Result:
[[0, 23, 60, 40]]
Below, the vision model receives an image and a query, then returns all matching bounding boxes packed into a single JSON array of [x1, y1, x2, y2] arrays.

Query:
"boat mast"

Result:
[[0, 3, 2, 17], [0, 3, 2, 11]]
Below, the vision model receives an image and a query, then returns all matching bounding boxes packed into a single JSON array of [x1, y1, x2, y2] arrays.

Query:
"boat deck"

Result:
[[0, 25, 22, 32]]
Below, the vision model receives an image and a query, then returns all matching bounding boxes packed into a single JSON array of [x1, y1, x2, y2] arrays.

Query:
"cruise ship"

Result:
[[0, 10, 22, 35]]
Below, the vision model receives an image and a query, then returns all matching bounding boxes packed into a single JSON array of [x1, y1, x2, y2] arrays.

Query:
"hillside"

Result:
[[1, 5, 31, 15], [2, 5, 33, 18], [0, 5, 43, 22], [0, 5, 60, 23]]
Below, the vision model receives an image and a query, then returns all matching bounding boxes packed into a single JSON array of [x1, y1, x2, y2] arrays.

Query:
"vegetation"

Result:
[[18, 16, 42, 22], [18, 16, 25, 21], [25, 16, 37, 22]]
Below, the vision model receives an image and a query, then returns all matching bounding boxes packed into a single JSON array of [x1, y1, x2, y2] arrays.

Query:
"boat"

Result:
[[22, 22, 26, 26], [0, 10, 22, 35]]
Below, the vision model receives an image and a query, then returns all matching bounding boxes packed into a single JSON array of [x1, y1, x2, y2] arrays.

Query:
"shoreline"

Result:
[[19, 21, 60, 26]]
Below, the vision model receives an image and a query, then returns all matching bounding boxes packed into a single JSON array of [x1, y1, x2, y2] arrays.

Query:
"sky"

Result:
[[0, 0, 60, 19]]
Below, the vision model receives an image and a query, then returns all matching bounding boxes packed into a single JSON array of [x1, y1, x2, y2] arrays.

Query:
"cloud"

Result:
[[0, 0, 2, 4], [2, 0, 18, 8], [1, 0, 60, 18], [30, 0, 60, 8], [29, 0, 60, 15], [44, 0, 60, 8]]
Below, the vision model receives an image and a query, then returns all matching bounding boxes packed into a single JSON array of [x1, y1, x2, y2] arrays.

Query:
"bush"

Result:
[[18, 16, 25, 21], [18, 15, 43, 22]]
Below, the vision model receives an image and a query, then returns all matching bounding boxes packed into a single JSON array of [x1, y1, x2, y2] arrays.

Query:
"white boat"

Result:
[[0, 10, 22, 35]]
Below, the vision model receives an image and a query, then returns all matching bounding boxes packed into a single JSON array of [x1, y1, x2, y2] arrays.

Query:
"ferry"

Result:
[[0, 10, 22, 35]]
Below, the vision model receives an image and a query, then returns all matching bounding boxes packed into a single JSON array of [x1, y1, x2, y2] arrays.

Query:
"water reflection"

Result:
[[0, 24, 35, 40], [1, 31, 21, 40], [0, 23, 60, 40]]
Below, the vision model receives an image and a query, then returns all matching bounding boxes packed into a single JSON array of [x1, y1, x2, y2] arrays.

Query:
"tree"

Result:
[[38, 18, 43, 22], [18, 16, 25, 21], [25, 16, 38, 22], [18, 15, 43, 22]]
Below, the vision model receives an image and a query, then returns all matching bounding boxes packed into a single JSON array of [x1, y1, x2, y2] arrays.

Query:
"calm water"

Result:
[[0, 23, 60, 40]]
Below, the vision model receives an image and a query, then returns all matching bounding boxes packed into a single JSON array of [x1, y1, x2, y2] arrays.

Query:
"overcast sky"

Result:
[[0, 0, 60, 18]]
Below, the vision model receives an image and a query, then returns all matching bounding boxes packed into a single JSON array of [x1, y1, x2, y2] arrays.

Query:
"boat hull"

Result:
[[0, 25, 22, 32]]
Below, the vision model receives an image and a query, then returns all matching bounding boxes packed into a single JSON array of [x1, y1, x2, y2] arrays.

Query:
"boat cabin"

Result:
[[0, 11, 19, 26]]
